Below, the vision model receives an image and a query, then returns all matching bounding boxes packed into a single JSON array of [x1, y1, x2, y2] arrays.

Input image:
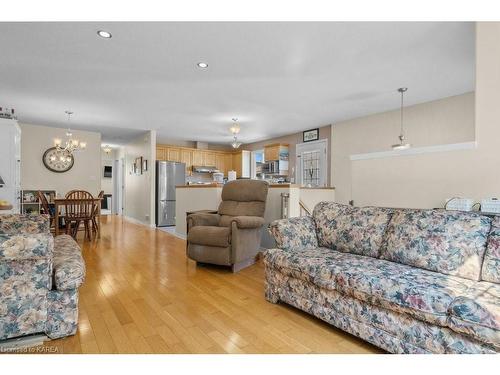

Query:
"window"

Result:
[[296, 139, 327, 187]]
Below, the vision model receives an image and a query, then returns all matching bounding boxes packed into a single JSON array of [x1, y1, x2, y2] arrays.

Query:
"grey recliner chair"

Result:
[[186, 179, 269, 272]]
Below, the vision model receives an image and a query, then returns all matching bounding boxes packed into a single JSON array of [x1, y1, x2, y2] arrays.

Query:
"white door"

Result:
[[296, 139, 328, 187], [112, 158, 124, 215]]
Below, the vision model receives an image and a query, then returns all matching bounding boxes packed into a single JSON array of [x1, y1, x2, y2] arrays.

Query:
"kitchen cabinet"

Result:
[[167, 147, 181, 162], [192, 150, 204, 166], [156, 147, 166, 161], [231, 150, 251, 178], [203, 151, 216, 167], [215, 153, 226, 174], [180, 149, 192, 173], [224, 153, 233, 175], [264, 143, 289, 162], [156, 144, 242, 177]]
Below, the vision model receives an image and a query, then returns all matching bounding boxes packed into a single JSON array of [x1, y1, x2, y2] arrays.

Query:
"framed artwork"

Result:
[[142, 159, 148, 172], [303, 128, 319, 142], [134, 157, 143, 174]]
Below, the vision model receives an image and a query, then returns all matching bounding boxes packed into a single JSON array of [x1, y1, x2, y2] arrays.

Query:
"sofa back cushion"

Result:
[[0, 214, 49, 235], [312, 202, 393, 258], [481, 216, 500, 283], [380, 209, 491, 281]]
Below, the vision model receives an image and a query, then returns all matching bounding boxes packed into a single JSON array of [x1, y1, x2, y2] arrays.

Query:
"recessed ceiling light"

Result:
[[97, 30, 112, 39], [197, 62, 208, 69]]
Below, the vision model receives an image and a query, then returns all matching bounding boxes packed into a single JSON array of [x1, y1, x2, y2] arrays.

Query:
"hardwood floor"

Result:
[[43, 215, 382, 354]]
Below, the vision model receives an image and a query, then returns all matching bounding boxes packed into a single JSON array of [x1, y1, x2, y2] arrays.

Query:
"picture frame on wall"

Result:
[[142, 159, 148, 172], [134, 157, 143, 175], [303, 128, 319, 142]]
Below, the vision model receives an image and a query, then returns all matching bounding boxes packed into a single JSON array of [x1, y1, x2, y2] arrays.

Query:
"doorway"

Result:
[[295, 139, 328, 187]]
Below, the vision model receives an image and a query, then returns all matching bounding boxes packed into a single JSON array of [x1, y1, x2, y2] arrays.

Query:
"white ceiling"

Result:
[[0, 22, 475, 145]]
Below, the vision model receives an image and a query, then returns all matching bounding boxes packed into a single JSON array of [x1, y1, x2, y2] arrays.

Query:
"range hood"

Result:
[[192, 166, 219, 173]]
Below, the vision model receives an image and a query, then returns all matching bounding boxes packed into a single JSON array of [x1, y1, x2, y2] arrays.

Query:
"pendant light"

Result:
[[229, 118, 242, 149], [391, 87, 411, 150]]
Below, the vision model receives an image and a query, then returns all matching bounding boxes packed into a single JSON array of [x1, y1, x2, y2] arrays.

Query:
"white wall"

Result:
[[331, 22, 500, 209], [123, 130, 156, 226], [101, 148, 116, 195], [20, 123, 101, 197]]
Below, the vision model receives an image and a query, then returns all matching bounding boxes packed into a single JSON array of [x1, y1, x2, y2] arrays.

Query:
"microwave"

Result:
[[263, 160, 287, 175]]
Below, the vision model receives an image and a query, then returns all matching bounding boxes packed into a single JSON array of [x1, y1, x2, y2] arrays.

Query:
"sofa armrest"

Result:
[[53, 235, 85, 290], [0, 233, 54, 261], [187, 213, 221, 231], [231, 216, 265, 229], [269, 216, 318, 251]]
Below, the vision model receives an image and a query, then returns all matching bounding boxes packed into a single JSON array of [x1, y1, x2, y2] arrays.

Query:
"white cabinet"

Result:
[[0, 118, 21, 213]]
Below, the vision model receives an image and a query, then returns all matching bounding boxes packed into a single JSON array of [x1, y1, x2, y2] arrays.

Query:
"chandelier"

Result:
[[230, 118, 242, 149], [391, 88, 411, 150], [103, 144, 112, 154], [54, 111, 87, 155]]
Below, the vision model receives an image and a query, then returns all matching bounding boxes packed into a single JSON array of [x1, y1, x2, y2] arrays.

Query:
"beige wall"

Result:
[[20, 123, 101, 196], [123, 130, 156, 226], [331, 22, 500, 209], [243, 125, 332, 183]]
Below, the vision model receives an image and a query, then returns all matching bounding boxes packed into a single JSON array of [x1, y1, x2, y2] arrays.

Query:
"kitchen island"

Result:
[[175, 183, 335, 248]]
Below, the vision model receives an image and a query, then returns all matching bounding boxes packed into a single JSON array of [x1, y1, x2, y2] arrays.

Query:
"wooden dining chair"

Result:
[[66, 190, 94, 199], [64, 198, 95, 241], [37, 191, 55, 233], [91, 191, 104, 236]]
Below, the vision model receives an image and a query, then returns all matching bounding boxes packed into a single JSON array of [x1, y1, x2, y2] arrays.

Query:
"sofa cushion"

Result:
[[312, 202, 392, 258], [269, 216, 318, 251], [448, 282, 500, 348], [481, 217, 500, 283], [380, 209, 491, 281], [53, 235, 85, 290], [264, 247, 474, 326], [0, 214, 50, 235], [187, 226, 231, 248]]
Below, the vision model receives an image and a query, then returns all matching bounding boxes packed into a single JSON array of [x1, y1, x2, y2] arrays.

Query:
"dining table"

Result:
[[54, 198, 102, 238]]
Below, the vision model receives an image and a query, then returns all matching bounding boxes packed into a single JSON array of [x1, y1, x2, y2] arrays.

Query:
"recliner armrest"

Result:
[[269, 216, 318, 251], [187, 213, 221, 230], [231, 216, 265, 229]]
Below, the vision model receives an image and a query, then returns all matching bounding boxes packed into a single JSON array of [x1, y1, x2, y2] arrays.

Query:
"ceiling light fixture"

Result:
[[102, 145, 112, 155], [391, 87, 411, 151], [97, 30, 112, 39], [53, 111, 87, 156], [197, 62, 208, 69], [229, 118, 242, 149]]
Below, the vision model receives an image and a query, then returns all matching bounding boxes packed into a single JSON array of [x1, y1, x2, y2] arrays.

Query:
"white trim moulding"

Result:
[[349, 141, 477, 161]]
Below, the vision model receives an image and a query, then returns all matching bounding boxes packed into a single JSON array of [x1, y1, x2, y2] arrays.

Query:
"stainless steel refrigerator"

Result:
[[156, 161, 186, 226]]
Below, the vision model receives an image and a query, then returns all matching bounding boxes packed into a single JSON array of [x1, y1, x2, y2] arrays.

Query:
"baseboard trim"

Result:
[[122, 215, 155, 228]]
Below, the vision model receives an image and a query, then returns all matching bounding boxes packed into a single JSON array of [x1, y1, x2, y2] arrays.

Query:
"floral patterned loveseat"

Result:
[[265, 202, 500, 354], [0, 214, 85, 341]]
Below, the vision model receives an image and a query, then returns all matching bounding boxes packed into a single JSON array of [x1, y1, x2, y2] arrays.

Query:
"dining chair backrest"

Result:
[[93, 190, 104, 216], [64, 198, 95, 220], [37, 191, 52, 218], [66, 190, 93, 199]]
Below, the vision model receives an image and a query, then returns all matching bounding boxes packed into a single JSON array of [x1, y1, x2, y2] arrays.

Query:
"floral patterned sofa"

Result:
[[265, 202, 500, 354], [0, 214, 85, 341]]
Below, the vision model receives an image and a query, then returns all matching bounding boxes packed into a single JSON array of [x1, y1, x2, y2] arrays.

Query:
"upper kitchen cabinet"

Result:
[[215, 153, 226, 175], [232, 150, 251, 178], [167, 147, 181, 162], [203, 151, 216, 167], [156, 146, 166, 160], [264, 143, 289, 161], [192, 149, 204, 166], [180, 149, 192, 173]]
